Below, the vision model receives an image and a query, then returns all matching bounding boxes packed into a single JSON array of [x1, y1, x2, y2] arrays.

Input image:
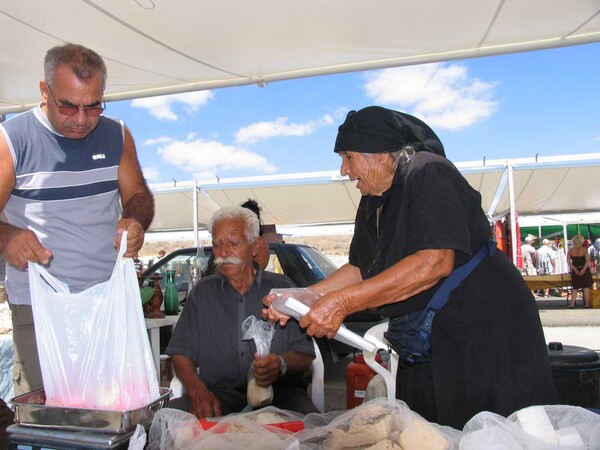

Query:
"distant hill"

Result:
[[139, 234, 352, 266]]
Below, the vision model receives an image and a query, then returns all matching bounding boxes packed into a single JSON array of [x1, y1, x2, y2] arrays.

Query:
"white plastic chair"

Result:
[[363, 321, 398, 403], [169, 338, 325, 413]]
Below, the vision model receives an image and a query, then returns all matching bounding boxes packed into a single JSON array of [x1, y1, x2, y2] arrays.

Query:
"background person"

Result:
[[521, 236, 538, 276], [536, 239, 557, 297], [0, 43, 154, 396], [240, 199, 270, 270], [567, 234, 593, 308], [265, 106, 556, 429], [552, 236, 568, 275], [521, 235, 538, 297], [166, 206, 317, 418]]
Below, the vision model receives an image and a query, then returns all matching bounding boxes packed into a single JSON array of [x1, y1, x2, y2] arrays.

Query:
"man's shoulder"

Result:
[[260, 270, 295, 288], [97, 115, 124, 133], [1, 108, 35, 131], [197, 274, 222, 287], [188, 274, 222, 298]]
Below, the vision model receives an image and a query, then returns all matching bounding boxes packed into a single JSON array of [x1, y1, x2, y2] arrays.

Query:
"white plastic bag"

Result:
[[128, 424, 148, 450], [241, 315, 276, 408], [28, 231, 160, 410]]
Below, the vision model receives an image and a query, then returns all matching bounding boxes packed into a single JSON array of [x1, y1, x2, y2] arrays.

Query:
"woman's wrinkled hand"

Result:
[[299, 291, 350, 339]]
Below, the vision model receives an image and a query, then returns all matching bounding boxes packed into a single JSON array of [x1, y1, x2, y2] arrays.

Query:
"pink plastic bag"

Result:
[[28, 231, 160, 410]]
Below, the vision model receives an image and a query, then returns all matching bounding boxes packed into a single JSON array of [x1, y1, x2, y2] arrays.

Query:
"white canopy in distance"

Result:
[[149, 153, 600, 264], [148, 152, 600, 229]]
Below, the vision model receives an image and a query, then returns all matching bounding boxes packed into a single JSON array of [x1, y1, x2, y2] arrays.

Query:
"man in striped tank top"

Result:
[[0, 44, 154, 396]]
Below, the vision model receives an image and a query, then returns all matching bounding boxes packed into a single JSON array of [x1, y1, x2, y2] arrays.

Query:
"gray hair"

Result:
[[209, 206, 259, 243], [361, 145, 416, 171], [388, 145, 416, 170], [44, 43, 107, 89]]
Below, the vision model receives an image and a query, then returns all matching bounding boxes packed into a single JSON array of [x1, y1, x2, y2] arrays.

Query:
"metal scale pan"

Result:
[[10, 387, 171, 434]]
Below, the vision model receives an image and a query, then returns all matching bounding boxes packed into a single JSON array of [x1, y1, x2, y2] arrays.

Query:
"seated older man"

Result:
[[166, 206, 317, 418]]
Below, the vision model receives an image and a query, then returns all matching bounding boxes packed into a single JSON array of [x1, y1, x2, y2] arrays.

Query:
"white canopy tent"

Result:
[[2, 1, 600, 262], [148, 153, 600, 264], [1, 1, 600, 114], [458, 153, 600, 262]]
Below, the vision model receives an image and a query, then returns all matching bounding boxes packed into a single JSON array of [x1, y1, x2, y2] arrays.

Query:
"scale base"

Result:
[[7, 424, 136, 450]]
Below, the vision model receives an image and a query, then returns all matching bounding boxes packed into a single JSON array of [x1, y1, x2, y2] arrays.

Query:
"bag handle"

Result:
[[118, 230, 129, 259], [28, 261, 69, 293], [29, 230, 130, 293]]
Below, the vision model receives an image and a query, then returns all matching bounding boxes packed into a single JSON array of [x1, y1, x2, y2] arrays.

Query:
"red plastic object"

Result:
[[198, 418, 304, 434], [346, 352, 384, 409]]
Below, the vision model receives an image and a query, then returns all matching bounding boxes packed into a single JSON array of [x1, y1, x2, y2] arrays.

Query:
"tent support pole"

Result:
[[193, 181, 199, 249], [507, 163, 518, 267], [562, 222, 568, 261]]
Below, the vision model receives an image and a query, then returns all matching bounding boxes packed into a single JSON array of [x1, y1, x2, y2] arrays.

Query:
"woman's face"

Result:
[[338, 151, 394, 196]]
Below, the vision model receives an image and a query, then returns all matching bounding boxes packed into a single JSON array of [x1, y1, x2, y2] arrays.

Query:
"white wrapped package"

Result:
[[463, 404, 600, 449], [516, 406, 558, 444]]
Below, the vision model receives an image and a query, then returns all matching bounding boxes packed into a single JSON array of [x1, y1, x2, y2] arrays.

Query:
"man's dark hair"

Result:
[[240, 199, 264, 236]]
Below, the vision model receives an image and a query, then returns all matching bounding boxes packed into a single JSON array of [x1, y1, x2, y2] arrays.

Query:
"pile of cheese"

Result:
[[323, 404, 449, 450]]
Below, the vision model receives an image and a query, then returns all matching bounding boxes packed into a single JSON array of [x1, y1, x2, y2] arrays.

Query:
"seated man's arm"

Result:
[[171, 355, 222, 418], [251, 350, 314, 388]]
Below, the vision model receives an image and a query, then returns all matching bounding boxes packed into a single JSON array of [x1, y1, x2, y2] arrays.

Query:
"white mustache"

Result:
[[214, 256, 242, 265]]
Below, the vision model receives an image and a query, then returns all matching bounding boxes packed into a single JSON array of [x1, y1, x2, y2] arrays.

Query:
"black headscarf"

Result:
[[333, 106, 445, 157]]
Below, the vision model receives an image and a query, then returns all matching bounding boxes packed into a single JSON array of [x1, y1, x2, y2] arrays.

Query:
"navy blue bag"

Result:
[[384, 240, 497, 365]]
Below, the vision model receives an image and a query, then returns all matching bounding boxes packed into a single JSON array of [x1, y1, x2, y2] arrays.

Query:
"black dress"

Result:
[[349, 151, 557, 429], [570, 255, 593, 289]]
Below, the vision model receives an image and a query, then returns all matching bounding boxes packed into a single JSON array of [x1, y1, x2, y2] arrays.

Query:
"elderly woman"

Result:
[[266, 106, 556, 428]]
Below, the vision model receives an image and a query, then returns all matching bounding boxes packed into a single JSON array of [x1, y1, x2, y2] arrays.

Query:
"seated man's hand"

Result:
[[188, 383, 222, 419], [251, 353, 280, 387]]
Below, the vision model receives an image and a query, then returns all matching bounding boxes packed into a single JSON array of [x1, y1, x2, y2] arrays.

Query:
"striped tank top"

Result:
[[1, 105, 124, 304]]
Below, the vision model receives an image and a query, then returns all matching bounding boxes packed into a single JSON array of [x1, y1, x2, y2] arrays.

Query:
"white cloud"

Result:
[[333, 107, 350, 119], [235, 114, 334, 144], [364, 63, 498, 130], [131, 91, 214, 121], [143, 136, 173, 146], [142, 167, 160, 181], [155, 137, 278, 179]]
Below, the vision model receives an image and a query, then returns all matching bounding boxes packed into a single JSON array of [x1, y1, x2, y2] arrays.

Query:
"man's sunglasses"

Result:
[[47, 86, 105, 117]]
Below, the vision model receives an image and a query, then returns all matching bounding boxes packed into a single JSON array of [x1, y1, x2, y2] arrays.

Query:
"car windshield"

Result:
[[141, 244, 338, 297], [293, 245, 338, 280], [142, 250, 210, 293]]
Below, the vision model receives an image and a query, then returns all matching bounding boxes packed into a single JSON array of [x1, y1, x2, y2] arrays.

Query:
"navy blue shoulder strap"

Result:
[[429, 239, 497, 311], [419, 239, 497, 340]]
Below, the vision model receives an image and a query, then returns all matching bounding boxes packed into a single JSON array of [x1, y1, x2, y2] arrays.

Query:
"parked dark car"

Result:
[[141, 243, 385, 361]]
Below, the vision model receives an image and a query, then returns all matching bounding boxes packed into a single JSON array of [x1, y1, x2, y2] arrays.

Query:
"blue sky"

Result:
[[105, 42, 600, 185]]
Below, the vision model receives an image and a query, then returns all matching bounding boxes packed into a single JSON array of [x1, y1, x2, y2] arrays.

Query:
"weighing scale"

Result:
[[6, 423, 137, 450], [7, 387, 171, 450]]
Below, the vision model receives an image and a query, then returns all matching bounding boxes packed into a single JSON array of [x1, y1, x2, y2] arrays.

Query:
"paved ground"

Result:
[[322, 294, 600, 412]]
